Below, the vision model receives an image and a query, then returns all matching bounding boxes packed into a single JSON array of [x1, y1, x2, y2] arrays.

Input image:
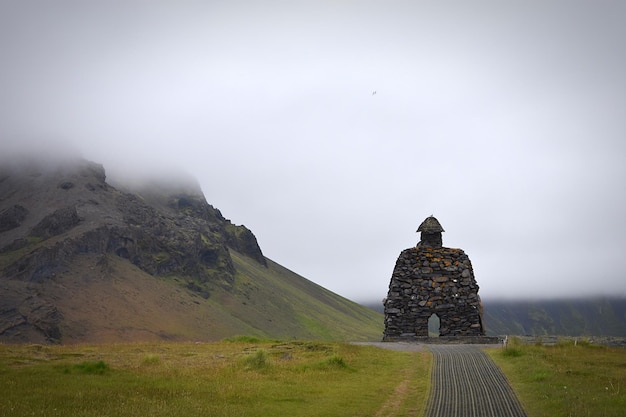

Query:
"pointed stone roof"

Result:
[[416, 216, 445, 233]]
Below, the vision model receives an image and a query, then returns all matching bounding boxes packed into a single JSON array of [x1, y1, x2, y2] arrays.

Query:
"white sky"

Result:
[[2, 1, 625, 302]]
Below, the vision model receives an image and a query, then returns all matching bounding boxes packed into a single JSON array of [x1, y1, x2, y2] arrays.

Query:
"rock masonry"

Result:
[[383, 216, 486, 341]]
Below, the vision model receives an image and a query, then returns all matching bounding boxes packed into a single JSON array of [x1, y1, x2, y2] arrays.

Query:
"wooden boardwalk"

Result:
[[425, 345, 528, 417]]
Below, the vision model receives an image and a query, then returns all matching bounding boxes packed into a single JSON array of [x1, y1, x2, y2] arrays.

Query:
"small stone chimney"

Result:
[[416, 215, 444, 248]]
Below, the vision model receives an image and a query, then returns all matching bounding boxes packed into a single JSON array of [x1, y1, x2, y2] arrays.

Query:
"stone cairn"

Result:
[[383, 216, 495, 343]]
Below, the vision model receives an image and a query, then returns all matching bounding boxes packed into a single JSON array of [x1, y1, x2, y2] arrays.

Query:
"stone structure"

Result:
[[383, 216, 487, 341]]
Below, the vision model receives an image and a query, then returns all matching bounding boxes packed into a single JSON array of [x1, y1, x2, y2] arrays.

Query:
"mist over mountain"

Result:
[[3, 154, 623, 345], [0, 156, 382, 344], [481, 298, 626, 337], [362, 297, 626, 337]]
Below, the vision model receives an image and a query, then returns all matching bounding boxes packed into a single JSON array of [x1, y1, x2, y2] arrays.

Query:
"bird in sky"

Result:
[[372, 91, 376, 95]]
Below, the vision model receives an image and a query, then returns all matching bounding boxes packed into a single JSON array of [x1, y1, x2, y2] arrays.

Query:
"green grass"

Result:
[[64, 360, 110, 375], [0, 340, 430, 417], [488, 338, 626, 417], [228, 250, 385, 341], [6, 337, 622, 416]]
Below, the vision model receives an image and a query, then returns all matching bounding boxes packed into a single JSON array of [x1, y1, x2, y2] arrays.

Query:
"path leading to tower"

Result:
[[355, 342, 528, 417], [425, 345, 528, 417]]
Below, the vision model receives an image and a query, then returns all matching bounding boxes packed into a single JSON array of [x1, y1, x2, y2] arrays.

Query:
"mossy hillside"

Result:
[[227, 250, 384, 341], [23, 249, 383, 344]]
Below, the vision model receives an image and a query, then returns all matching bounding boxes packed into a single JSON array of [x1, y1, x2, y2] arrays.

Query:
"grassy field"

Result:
[[488, 338, 626, 417], [2, 337, 624, 417], [0, 338, 430, 417]]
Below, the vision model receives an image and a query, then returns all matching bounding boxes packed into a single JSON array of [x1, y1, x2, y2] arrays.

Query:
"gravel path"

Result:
[[425, 345, 528, 417], [356, 342, 527, 417]]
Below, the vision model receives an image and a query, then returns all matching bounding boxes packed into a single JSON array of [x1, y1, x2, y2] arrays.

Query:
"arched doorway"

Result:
[[428, 313, 440, 337]]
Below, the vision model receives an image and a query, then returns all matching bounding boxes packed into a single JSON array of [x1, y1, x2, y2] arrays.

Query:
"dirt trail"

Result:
[[374, 376, 413, 417]]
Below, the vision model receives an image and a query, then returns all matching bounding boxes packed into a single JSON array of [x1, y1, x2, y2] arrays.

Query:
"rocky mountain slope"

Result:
[[0, 157, 383, 344]]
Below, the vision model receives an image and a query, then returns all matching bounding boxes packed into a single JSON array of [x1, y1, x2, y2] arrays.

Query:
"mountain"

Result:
[[362, 298, 626, 337], [0, 156, 383, 344], [482, 298, 626, 337]]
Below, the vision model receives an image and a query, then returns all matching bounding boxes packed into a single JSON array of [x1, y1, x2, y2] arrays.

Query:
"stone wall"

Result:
[[383, 246, 485, 340]]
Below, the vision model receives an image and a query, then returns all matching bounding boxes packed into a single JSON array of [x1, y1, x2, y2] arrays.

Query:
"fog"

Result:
[[2, 1, 625, 302]]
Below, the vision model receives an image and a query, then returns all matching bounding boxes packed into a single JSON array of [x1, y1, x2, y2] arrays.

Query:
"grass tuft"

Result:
[[321, 354, 349, 370], [502, 346, 524, 357], [64, 360, 110, 375], [141, 354, 161, 365], [241, 349, 270, 370]]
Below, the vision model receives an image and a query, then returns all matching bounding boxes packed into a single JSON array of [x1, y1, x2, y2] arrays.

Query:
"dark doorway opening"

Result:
[[428, 313, 440, 337]]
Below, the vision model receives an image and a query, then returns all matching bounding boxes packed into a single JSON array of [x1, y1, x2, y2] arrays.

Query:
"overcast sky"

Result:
[[2, 1, 625, 302]]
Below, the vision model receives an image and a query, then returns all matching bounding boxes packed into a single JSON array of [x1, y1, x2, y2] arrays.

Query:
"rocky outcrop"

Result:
[[168, 194, 267, 267], [0, 156, 386, 345], [0, 291, 62, 343], [2, 192, 254, 287], [114, 186, 267, 269], [5, 220, 237, 288], [0, 204, 28, 232], [30, 206, 81, 239], [0, 157, 272, 343], [224, 225, 266, 266]]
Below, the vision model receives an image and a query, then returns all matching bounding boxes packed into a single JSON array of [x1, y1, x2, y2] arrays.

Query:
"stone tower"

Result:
[[383, 216, 486, 341]]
